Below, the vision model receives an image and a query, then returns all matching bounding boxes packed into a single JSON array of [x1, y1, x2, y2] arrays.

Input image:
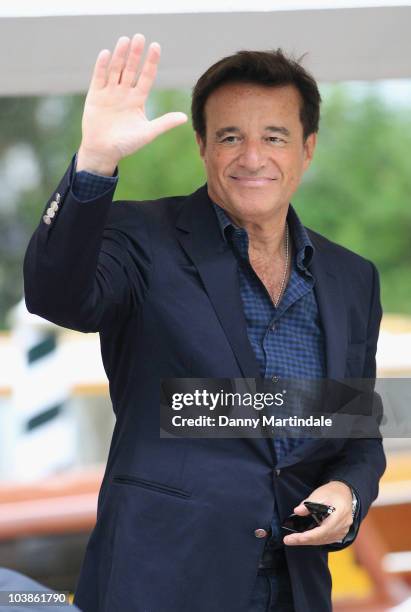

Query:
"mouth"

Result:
[[229, 176, 277, 187]]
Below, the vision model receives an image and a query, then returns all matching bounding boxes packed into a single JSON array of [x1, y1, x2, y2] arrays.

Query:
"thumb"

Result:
[[149, 112, 188, 140], [293, 500, 310, 515]]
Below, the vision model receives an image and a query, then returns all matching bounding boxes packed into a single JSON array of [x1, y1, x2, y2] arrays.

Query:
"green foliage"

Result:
[[117, 90, 205, 201], [0, 84, 410, 329], [293, 85, 411, 315]]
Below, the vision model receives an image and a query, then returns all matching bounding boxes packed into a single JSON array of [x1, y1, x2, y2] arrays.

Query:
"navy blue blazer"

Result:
[[24, 159, 386, 612]]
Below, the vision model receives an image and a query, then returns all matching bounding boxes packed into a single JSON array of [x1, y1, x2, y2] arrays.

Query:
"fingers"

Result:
[[90, 34, 161, 93], [135, 42, 161, 102], [120, 33, 146, 87], [283, 511, 350, 546], [107, 36, 131, 86], [283, 521, 330, 547], [90, 49, 111, 90], [149, 112, 188, 140]]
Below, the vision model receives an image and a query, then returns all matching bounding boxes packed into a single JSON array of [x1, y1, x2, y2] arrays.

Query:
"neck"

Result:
[[229, 209, 289, 258]]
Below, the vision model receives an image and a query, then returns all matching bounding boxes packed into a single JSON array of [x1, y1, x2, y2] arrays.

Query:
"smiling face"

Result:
[[196, 82, 317, 224]]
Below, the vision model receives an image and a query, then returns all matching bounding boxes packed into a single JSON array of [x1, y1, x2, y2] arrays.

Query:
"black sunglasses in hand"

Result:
[[281, 501, 336, 533]]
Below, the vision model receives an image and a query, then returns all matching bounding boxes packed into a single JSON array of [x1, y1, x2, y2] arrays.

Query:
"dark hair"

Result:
[[191, 49, 321, 142]]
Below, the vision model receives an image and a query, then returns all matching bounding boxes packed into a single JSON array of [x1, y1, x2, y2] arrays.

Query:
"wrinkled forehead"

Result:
[[203, 82, 304, 133]]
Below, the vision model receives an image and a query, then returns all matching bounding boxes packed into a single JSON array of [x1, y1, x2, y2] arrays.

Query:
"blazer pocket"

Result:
[[112, 474, 192, 499]]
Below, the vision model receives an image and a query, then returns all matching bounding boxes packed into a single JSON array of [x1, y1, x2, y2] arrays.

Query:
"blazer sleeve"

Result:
[[23, 157, 153, 333], [322, 262, 386, 551]]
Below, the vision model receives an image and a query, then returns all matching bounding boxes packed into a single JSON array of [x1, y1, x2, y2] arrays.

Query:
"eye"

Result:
[[267, 136, 286, 144], [221, 135, 239, 143]]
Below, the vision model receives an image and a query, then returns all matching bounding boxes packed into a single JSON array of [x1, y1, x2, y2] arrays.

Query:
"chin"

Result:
[[234, 192, 274, 209], [230, 199, 275, 220]]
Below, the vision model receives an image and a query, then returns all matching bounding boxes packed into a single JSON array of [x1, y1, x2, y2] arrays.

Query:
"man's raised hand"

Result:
[[77, 34, 188, 175]]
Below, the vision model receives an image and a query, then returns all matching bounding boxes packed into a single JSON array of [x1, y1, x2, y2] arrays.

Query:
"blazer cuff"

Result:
[[324, 479, 361, 551], [71, 152, 119, 202]]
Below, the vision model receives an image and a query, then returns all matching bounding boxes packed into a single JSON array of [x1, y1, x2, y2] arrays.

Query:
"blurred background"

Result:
[[0, 1, 411, 610]]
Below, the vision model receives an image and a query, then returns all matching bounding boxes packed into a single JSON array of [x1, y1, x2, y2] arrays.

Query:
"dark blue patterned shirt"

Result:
[[211, 201, 326, 459]]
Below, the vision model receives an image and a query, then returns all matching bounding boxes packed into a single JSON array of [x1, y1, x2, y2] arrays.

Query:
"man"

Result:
[[24, 34, 385, 611]]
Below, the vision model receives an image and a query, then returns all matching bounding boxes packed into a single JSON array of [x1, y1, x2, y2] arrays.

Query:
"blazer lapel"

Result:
[[175, 186, 274, 466], [175, 185, 260, 379]]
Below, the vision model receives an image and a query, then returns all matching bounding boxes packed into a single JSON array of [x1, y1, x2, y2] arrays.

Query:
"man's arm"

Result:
[[284, 261, 386, 548], [24, 34, 187, 333], [23, 157, 152, 332], [322, 262, 385, 546]]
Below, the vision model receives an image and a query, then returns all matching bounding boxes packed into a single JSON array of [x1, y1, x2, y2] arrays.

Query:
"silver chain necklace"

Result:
[[271, 223, 289, 308]]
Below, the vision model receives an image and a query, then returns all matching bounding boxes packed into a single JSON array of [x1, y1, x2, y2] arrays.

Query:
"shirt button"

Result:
[[271, 376, 280, 384], [275, 469, 281, 476], [254, 528, 269, 538], [270, 323, 276, 332]]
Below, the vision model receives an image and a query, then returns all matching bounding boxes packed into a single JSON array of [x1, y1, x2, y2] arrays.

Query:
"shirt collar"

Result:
[[211, 198, 314, 272]]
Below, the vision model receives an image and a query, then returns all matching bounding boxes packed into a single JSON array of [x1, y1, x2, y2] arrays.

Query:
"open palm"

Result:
[[77, 34, 188, 174]]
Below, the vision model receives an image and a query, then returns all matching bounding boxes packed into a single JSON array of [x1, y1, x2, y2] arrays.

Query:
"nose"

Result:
[[238, 139, 266, 172]]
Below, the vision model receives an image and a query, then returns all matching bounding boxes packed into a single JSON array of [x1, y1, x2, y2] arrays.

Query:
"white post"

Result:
[[6, 299, 76, 481]]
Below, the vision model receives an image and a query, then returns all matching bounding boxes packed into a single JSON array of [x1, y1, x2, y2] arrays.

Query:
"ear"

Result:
[[196, 132, 206, 158], [302, 132, 317, 171]]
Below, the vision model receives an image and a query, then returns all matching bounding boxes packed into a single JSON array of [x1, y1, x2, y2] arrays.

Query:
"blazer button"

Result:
[[43, 215, 51, 225], [276, 469, 281, 476], [50, 200, 59, 212], [46, 207, 56, 218], [254, 528, 268, 538]]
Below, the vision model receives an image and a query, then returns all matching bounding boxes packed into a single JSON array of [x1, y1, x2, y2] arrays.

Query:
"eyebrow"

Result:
[[215, 127, 241, 138], [265, 126, 291, 137], [215, 126, 290, 138]]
